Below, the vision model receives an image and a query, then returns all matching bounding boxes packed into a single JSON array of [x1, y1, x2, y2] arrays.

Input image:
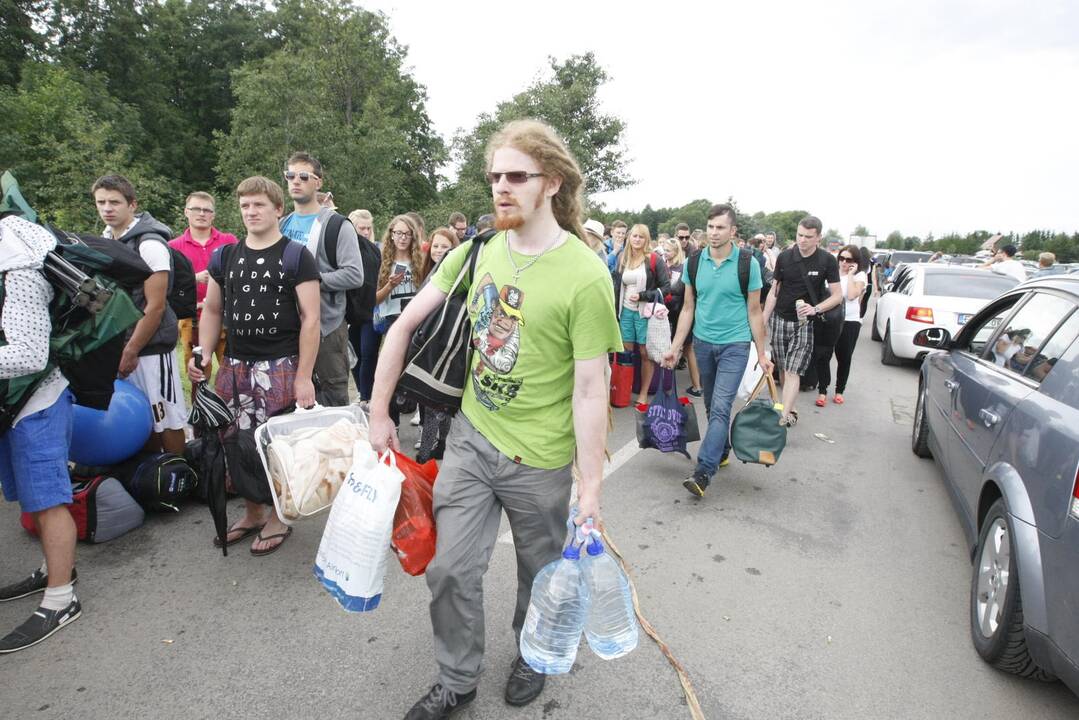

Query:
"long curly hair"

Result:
[[378, 214, 427, 288], [484, 119, 587, 244]]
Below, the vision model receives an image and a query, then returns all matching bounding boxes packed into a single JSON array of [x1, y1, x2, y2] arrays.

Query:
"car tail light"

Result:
[[1071, 467, 1079, 520], [906, 306, 935, 324]]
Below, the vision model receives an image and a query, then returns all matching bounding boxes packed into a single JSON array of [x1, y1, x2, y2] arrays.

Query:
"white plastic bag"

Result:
[[313, 446, 403, 612], [736, 342, 770, 404]]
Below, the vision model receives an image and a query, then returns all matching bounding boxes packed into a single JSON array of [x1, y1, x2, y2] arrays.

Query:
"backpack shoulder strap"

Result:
[[282, 240, 306, 284], [323, 213, 345, 268], [687, 249, 703, 287], [738, 248, 751, 300]]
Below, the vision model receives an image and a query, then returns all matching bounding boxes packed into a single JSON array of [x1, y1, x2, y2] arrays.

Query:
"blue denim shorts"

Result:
[[619, 307, 648, 345], [0, 389, 74, 513]]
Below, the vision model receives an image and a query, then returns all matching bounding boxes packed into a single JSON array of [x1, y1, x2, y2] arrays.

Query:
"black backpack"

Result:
[[323, 213, 379, 325], [687, 247, 754, 299], [114, 452, 197, 513], [396, 230, 494, 413], [128, 232, 197, 319]]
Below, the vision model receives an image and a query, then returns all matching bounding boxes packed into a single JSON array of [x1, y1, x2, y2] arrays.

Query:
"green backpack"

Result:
[[730, 373, 787, 466], [0, 229, 145, 432]]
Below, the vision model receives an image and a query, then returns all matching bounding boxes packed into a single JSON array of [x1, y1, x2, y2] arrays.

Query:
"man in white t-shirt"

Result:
[[92, 175, 187, 455], [979, 244, 1027, 282]]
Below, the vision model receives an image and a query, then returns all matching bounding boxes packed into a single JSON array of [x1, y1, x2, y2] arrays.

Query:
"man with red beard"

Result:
[[370, 120, 622, 719]]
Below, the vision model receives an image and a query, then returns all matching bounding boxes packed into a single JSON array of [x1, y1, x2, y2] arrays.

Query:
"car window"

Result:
[[982, 292, 1076, 373], [922, 273, 1018, 299], [1022, 309, 1079, 383], [964, 297, 1021, 356]]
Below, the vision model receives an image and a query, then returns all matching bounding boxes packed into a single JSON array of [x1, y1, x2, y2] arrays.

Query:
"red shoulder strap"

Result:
[[650, 252, 656, 274]]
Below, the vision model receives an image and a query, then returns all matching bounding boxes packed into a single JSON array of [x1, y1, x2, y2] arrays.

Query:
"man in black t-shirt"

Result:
[[189, 176, 321, 556], [763, 216, 843, 427]]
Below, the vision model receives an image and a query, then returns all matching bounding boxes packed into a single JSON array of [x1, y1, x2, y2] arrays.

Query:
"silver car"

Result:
[[912, 274, 1079, 696]]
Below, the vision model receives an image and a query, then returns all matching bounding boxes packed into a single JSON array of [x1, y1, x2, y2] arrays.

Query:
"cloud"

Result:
[[367, 0, 1078, 235]]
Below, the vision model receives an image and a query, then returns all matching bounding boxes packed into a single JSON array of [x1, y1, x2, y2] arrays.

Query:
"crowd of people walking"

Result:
[[0, 118, 873, 719]]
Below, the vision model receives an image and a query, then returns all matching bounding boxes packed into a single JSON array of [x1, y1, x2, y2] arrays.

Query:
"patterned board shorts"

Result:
[[215, 355, 299, 431], [769, 315, 814, 376]]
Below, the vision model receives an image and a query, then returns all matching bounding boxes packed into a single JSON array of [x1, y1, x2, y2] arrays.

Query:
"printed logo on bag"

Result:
[[469, 273, 525, 411], [646, 404, 684, 449], [348, 475, 378, 502]]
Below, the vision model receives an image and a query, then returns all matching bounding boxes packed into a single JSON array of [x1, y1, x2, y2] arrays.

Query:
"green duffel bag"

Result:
[[730, 374, 787, 466]]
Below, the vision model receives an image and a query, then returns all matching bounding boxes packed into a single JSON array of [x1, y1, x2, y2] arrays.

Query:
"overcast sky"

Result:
[[365, 0, 1077, 239]]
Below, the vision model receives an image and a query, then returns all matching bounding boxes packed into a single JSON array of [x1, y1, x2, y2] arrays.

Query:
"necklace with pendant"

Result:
[[505, 228, 562, 283]]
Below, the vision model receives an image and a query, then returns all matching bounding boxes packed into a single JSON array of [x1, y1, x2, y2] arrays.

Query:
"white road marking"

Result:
[[498, 437, 643, 545]]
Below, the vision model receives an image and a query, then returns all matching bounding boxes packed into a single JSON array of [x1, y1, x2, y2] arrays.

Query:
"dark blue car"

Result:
[[912, 274, 1079, 696]]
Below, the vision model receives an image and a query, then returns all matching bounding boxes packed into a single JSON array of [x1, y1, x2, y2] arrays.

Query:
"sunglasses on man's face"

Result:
[[284, 171, 319, 182], [677, 235, 690, 241], [485, 171, 544, 185]]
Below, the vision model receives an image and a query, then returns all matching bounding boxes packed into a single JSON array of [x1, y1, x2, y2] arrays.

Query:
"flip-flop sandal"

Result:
[[213, 522, 265, 549], [250, 527, 293, 557]]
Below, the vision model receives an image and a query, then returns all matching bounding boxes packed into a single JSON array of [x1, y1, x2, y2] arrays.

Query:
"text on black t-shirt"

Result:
[[209, 237, 320, 361]]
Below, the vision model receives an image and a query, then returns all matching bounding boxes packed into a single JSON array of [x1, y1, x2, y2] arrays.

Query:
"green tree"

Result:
[[0, 62, 178, 229], [853, 224, 871, 237], [883, 230, 904, 249], [215, 4, 445, 226], [441, 53, 630, 222], [0, 0, 45, 87]]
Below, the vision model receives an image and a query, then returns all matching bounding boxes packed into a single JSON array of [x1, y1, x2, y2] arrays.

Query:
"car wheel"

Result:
[[911, 379, 932, 458], [871, 310, 881, 341], [881, 324, 901, 366], [969, 499, 1056, 681]]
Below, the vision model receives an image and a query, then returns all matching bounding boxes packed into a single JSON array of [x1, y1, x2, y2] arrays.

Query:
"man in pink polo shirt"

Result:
[[169, 191, 237, 370]]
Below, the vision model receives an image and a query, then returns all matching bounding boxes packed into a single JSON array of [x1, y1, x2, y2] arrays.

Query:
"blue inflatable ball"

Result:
[[70, 379, 154, 466]]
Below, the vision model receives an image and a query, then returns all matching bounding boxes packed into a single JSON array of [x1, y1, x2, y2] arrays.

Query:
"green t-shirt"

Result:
[[432, 231, 622, 468], [686, 248, 763, 345]]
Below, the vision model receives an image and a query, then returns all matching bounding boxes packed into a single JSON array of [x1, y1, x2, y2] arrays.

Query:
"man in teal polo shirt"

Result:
[[663, 203, 772, 498]]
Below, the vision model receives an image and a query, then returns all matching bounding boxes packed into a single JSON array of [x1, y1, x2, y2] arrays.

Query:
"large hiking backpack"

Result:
[[0, 222, 149, 433], [20, 474, 145, 543], [323, 213, 378, 325]]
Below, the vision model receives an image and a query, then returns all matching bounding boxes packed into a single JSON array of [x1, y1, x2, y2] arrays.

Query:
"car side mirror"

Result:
[[913, 327, 951, 349]]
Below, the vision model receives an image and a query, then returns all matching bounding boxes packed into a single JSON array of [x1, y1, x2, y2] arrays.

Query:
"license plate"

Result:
[[957, 313, 972, 326]]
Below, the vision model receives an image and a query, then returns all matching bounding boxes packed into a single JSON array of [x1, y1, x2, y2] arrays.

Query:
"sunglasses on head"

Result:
[[485, 171, 544, 185], [283, 171, 319, 182]]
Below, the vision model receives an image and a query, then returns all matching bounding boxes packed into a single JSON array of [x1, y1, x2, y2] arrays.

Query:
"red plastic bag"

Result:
[[391, 451, 438, 576]]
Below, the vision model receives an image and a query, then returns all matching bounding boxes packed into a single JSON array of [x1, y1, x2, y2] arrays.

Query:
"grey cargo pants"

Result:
[[426, 414, 573, 694]]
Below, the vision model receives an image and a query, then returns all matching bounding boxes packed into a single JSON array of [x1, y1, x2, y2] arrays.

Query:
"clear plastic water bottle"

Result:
[[519, 543, 590, 674], [582, 535, 639, 659]]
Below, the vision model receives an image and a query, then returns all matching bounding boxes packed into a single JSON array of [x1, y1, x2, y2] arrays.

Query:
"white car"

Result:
[[872, 265, 1020, 364]]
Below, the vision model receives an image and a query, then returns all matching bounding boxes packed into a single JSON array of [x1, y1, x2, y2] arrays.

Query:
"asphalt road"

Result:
[[2, 319, 1077, 720]]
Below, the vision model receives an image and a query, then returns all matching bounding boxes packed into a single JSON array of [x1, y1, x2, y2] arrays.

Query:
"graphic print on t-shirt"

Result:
[[468, 272, 525, 411], [228, 250, 294, 339]]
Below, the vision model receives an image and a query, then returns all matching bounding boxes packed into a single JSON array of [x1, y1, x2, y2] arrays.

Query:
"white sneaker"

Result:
[[414, 439, 422, 450], [410, 410, 421, 427]]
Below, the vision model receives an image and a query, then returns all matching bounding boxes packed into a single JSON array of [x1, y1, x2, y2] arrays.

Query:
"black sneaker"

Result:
[[505, 655, 546, 706], [0, 596, 82, 653], [403, 683, 476, 720], [683, 472, 710, 498], [0, 568, 77, 603]]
